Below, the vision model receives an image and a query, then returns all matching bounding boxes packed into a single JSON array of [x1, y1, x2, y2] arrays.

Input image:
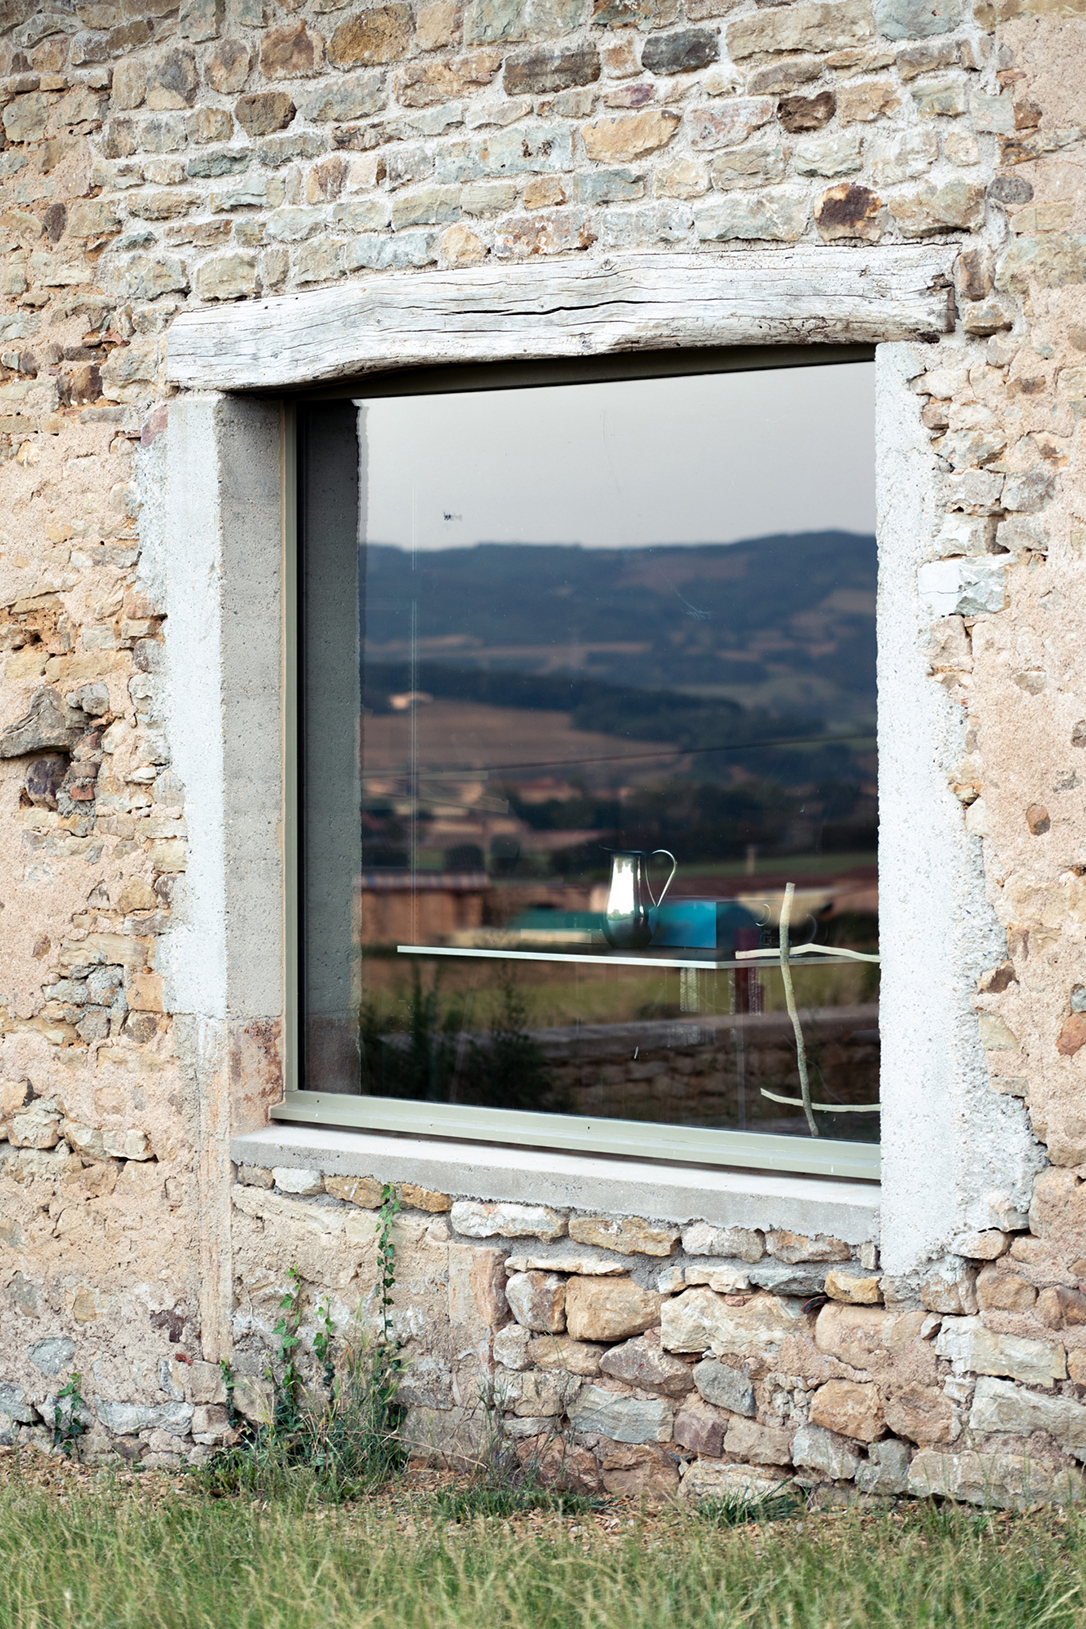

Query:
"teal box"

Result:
[[649, 899, 759, 952]]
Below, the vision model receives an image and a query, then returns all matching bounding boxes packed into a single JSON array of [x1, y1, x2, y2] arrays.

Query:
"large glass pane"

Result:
[[301, 362, 879, 1145]]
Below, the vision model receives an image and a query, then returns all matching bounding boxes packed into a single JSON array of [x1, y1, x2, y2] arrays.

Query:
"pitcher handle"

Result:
[[648, 849, 678, 908]]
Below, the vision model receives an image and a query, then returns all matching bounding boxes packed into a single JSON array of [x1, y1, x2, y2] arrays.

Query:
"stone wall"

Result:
[[0, 0, 1084, 1497]]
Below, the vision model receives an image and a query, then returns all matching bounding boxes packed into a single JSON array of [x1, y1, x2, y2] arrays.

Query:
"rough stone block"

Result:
[[299, 74, 387, 124], [527, 1335, 605, 1374], [506, 1270, 567, 1332], [582, 109, 680, 162], [810, 1380, 885, 1442], [451, 1200, 567, 1241], [976, 1268, 1036, 1313], [888, 181, 984, 236], [695, 186, 807, 242], [641, 28, 718, 73], [856, 1437, 912, 1495], [599, 1442, 679, 1495], [727, 0, 873, 61], [687, 100, 774, 152], [793, 1423, 861, 1479], [399, 1183, 451, 1213], [568, 1384, 673, 1443], [874, 0, 959, 37], [599, 1332, 694, 1395], [680, 1459, 790, 1500], [724, 1417, 793, 1465], [97, 1400, 194, 1436], [969, 1376, 1086, 1454], [691, 1358, 756, 1415], [824, 1268, 882, 1304], [565, 1276, 665, 1342], [271, 1167, 323, 1196], [662, 1288, 803, 1357], [711, 137, 787, 190], [504, 42, 600, 94], [505, 1243, 626, 1275], [345, 231, 439, 270], [793, 131, 863, 176], [568, 1215, 678, 1257], [319, 1174, 378, 1208], [9, 1107, 61, 1149], [494, 1323, 532, 1369], [260, 21, 325, 79], [908, 1449, 1083, 1508], [674, 1394, 727, 1455], [934, 1317, 1066, 1385], [884, 1381, 957, 1444], [918, 559, 1005, 619], [684, 1261, 751, 1294], [814, 182, 882, 241], [1002, 469, 1056, 513], [504, 1368, 578, 1416]]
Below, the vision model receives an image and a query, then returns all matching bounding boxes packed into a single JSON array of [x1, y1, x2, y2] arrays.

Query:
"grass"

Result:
[[0, 1452, 1085, 1629]]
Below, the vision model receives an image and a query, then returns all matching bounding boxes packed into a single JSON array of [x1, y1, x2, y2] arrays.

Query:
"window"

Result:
[[296, 353, 879, 1177]]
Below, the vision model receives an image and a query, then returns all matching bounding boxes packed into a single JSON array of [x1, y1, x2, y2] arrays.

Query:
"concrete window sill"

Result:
[[230, 1123, 879, 1242]]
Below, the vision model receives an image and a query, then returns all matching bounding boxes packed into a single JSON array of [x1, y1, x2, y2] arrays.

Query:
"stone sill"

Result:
[[231, 1124, 880, 1244]]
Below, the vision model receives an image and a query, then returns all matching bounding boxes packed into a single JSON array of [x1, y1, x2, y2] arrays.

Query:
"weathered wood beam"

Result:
[[167, 246, 955, 391]]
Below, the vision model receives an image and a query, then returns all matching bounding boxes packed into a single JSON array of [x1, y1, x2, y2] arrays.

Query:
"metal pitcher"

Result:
[[602, 848, 677, 950]]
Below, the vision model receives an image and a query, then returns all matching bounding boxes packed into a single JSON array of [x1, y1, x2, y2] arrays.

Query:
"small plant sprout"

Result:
[[53, 1374, 88, 1458]]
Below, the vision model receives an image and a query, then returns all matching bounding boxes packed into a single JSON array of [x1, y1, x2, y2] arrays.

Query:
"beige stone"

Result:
[[814, 1302, 927, 1367], [1037, 1286, 1086, 1329], [1069, 1350, 1086, 1388], [527, 1334, 604, 1375], [399, 1182, 450, 1212], [9, 1107, 61, 1150], [837, 79, 900, 122], [0, 1081, 29, 1119], [564, 1276, 665, 1342], [680, 1460, 789, 1501], [451, 1200, 567, 1240], [934, 1317, 1066, 1385], [237, 1165, 274, 1190], [954, 1230, 1010, 1261], [824, 1267, 882, 1304], [654, 157, 711, 198], [810, 1379, 885, 1442], [568, 1214, 679, 1257], [441, 224, 488, 265], [681, 1222, 764, 1262], [127, 973, 164, 1013], [506, 1270, 566, 1332], [235, 92, 296, 138], [884, 1382, 956, 1445], [727, 0, 872, 60], [909, 1450, 1084, 1509], [724, 1417, 793, 1465], [325, 1174, 383, 1207], [976, 1267, 1037, 1313], [582, 109, 680, 163], [662, 1288, 804, 1357], [417, 0, 461, 50], [920, 1261, 978, 1315], [888, 181, 985, 238], [687, 99, 774, 151]]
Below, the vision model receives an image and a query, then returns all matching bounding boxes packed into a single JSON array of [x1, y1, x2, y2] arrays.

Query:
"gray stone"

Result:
[[1003, 469, 1057, 513], [504, 43, 600, 95], [567, 1384, 672, 1444], [692, 1358, 756, 1416], [344, 233, 439, 271], [855, 1437, 912, 1495], [662, 1288, 803, 1356], [727, 0, 872, 60], [0, 689, 86, 757], [451, 1200, 567, 1241], [908, 1449, 1084, 1508], [749, 1263, 826, 1297], [118, 255, 190, 302], [179, 0, 224, 41], [641, 28, 719, 73], [299, 74, 387, 124], [711, 137, 787, 190], [465, 0, 529, 43], [724, 1417, 793, 1466], [97, 1401, 195, 1436], [695, 187, 808, 243], [793, 1423, 860, 1479], [572, 169, 646, 206], [29, 1338, 77, 1377], [875, 0, 960, 38], [989, 175, 1033, 206], [0, 1384, 36, 1426], [391, 185, 462, 229], [435, 124, 574, 182], [969, 1376, 1086, 1456], [193, 253, 259, 301], [681, 1460, 790, 1501], [793, 131, 863, 177], [186, 150, 250, 179]]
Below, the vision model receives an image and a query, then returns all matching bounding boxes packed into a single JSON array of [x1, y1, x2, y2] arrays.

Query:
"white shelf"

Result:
[[396, 943, 860, 972]]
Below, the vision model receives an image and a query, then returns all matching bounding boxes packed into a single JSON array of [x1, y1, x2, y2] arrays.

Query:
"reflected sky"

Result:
[[359, 361, 876, 550]]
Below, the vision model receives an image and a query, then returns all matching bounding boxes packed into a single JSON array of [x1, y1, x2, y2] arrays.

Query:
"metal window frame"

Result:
[[276, 343, 881, 1185]]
